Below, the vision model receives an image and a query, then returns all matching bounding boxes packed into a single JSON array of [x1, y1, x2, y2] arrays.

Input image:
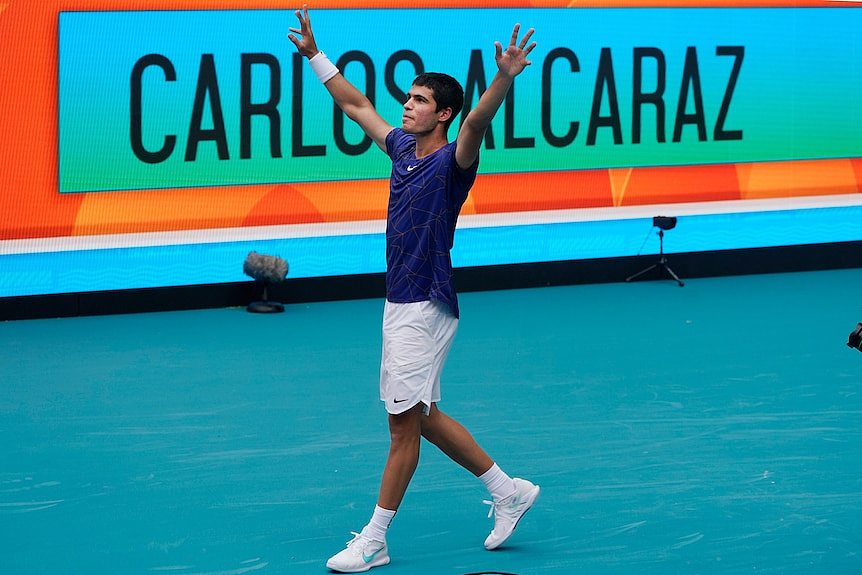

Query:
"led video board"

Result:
[[1, 1, 860, 297]]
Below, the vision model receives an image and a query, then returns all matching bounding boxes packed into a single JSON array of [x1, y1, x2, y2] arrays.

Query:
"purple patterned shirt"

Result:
[[384, 128, 479, 318]]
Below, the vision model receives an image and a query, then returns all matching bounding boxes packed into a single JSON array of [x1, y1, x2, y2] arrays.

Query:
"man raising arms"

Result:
[[289, 6, 539, 572]]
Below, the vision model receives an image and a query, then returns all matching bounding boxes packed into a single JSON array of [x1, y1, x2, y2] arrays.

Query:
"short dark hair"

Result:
[[412, 72, 464, 132]]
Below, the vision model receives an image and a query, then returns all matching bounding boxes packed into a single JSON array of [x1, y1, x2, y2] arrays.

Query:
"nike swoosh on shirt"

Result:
[[406, 165, 418, 171], [393, 398, 409, 403]]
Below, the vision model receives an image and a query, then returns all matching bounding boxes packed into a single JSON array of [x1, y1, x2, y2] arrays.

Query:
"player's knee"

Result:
[[419, 419, 435, 442], [388, 408, 422, 445], [419, 408, 442, 440], [389, 427, 421, 452]]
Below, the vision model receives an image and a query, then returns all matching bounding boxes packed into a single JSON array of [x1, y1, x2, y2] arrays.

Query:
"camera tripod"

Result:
[[626, 229, 685, 287]]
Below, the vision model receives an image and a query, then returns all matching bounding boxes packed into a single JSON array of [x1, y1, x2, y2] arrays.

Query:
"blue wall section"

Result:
[[3, 205, 861, 297]]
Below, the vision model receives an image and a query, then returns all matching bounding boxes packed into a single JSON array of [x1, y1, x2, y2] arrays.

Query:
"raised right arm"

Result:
[[288, 5, 393, 151]]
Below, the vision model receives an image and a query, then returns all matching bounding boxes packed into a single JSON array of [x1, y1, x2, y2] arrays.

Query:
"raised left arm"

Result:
[[455, 24, 536, 170]]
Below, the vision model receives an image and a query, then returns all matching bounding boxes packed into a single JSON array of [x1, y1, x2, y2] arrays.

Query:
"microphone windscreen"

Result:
[[243, 251, 288, 284]]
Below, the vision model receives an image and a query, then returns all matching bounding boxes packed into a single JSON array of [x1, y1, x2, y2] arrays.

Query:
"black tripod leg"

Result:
[[626, 263, 660, 282], [663, 264, 685, 287]]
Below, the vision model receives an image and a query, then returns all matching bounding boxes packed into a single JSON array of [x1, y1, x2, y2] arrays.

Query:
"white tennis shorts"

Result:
[[380, 299, 459, 415]]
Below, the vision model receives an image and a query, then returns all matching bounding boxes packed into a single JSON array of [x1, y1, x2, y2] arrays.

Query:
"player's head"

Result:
[[411, 73, 464, 132]]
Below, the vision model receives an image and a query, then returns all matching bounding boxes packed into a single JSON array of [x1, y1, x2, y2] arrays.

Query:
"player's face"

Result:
[[402, 85, 450, 135]]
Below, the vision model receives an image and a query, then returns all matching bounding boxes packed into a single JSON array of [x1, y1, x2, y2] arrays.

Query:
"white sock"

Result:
[[479, 463, 517, 502], [364, 505, 396, 542]]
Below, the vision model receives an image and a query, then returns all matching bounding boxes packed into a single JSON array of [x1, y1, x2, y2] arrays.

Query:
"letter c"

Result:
[[130, 54, 177, 164]]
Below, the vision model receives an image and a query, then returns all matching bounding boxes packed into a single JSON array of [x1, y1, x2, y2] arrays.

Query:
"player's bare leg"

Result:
[[326, 404, 425, 573], [420, 403, 493, 476], [421, 403, 540, 550], [378, 403, 424, 509]]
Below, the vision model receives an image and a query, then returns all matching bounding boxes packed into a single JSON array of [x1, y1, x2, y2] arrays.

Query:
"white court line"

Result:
[[2, 194, 861, 256]]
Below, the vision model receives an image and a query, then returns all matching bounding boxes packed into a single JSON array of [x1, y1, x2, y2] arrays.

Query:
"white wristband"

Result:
[[309, 51, 339, 83]]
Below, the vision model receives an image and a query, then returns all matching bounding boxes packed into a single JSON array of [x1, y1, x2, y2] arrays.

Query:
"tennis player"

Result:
[[289, 6, 540, 572]]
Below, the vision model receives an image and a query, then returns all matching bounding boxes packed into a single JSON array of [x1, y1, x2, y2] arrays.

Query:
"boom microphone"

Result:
[[243, 251, 288, 284], [243, 251, 288, 313]]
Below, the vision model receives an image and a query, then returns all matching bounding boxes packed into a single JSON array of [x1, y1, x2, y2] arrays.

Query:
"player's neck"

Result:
[[413, 130, 448, 159]]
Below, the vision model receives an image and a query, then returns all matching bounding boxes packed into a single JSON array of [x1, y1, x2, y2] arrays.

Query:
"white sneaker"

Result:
[[326, 529, 390, 573], [483, 477, 540, 550]]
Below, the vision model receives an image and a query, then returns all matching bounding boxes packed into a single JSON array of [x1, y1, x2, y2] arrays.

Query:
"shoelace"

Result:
[[344, 531, 384, 553], [483, 492, 521, 519], [483, 499, 497, 519], [345, 532, 363, 548]]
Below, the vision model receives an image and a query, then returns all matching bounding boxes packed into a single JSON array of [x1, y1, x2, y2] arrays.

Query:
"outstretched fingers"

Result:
[[302, 5, 314, 33], [288, 4, 318, 54], [519, 27, 535, 51], [495, 24, 536, 74], [509, 23, 521, 47]]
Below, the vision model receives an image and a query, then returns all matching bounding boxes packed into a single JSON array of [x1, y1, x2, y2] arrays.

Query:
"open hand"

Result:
[[495, 24, 536, 78], [288, 4, 320, 59]]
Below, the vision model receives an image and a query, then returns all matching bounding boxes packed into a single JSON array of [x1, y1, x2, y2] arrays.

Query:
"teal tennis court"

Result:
[[2, 269, 861, 575]]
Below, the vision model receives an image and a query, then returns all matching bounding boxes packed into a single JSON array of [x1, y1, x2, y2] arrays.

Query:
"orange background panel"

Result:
[[470, 170, 613, 214], [851, 159, 862, 190], [253, 179, 391, 226], [737, 160, 861, 200], [243, 185, 327, 228], [297, 179, 390, 223], [618, 165, 742, 206], [72, 186, 274, 236]]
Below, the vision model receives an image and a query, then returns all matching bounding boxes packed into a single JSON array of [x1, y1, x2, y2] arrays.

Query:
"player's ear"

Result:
[[438, 107, 453, 123]]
